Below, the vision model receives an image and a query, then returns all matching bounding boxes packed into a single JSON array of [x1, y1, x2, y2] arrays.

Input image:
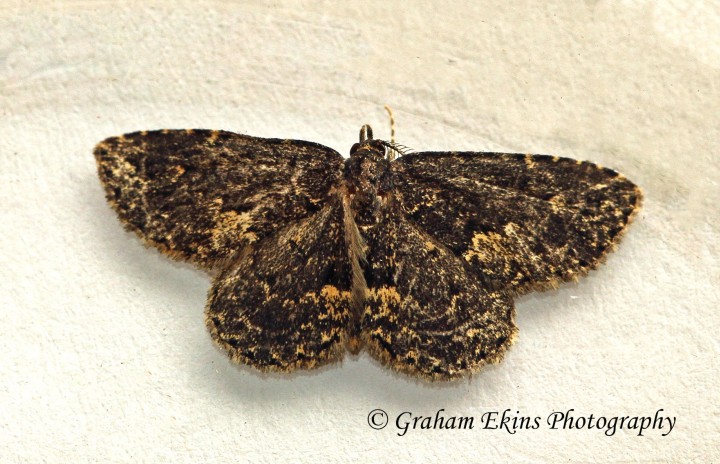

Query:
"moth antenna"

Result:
[[391, 143, 413, 155], [384, 105, 396, 145], [381, 141, 413, 159], [384, 105, 398, 161]]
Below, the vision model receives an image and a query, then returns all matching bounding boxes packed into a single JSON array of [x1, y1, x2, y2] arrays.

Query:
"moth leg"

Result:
[[205, 199, 353, 372]]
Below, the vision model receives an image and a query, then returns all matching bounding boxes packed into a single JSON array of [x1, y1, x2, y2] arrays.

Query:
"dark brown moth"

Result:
[[94, 124, 642, 380]]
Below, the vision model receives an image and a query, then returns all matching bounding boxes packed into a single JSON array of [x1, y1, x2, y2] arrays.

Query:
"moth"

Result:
[[94, 123, 641, 380]]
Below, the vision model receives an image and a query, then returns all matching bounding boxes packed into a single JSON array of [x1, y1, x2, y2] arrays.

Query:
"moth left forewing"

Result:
[[360, 202, 517, 380], [392, 151, 642, 293], [205, 197, 353, 372], [94, 129, 344, 270]]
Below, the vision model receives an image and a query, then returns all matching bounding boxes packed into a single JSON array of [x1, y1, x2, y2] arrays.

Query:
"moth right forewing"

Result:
[[392, 151, 641, 293]]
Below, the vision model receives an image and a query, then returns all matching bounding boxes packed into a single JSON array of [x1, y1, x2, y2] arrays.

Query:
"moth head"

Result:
[[350, 124, 389, 160], [350, 140, 388, 159]]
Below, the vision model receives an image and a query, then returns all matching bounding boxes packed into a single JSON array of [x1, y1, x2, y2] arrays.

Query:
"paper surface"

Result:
[[1, 1, 718, 462]]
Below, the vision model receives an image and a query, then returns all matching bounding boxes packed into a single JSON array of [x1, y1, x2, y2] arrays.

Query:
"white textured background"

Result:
[[2, 1, 718, 462]]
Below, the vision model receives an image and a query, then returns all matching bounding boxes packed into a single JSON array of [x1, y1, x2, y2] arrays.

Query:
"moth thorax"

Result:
[[346, 144, 388, 193]]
